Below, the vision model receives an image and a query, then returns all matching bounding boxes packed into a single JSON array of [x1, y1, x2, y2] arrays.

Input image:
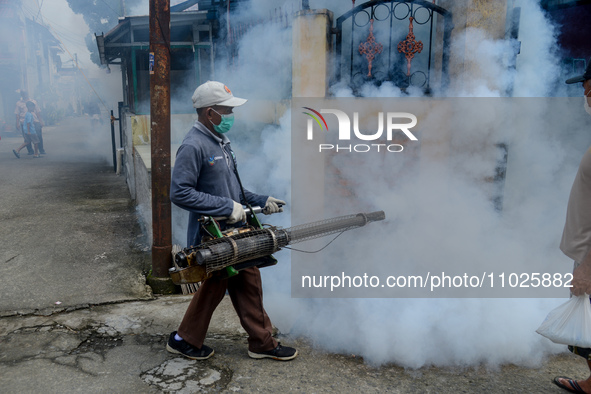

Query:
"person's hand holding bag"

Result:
[[537, 294, 591, 348]]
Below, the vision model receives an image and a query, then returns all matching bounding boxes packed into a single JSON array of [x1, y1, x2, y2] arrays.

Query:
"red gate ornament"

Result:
[[397, 17, 423, 77], [358, 19, 383, 78]]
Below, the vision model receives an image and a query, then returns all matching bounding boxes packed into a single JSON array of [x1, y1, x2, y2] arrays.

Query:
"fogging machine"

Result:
[[169, 206, 385, 285]]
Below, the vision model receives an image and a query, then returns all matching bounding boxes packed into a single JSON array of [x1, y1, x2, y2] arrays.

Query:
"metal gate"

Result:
[[334, 0, 453, 94]]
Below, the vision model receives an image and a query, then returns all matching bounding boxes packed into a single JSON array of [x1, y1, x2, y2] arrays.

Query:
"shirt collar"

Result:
[[194, 119, 230, 145]]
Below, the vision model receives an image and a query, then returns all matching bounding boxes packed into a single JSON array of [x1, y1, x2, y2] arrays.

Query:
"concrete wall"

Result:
[[122, 112, 136, 200], [292, 9, 333, 98], [440, 0, 512, 93], [133, 145, 152, 243]]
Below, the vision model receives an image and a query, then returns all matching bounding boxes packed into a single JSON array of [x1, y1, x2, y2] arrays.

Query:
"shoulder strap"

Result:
[[226, 145, 255, 213]]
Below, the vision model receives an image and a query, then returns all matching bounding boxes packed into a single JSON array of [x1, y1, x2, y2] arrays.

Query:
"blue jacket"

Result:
[[170, 120, 268, 246]]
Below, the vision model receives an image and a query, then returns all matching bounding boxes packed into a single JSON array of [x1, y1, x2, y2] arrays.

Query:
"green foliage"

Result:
[[85, 33, 100, 68], [38, 88, 65, 126], [43, 102, 65, 126]]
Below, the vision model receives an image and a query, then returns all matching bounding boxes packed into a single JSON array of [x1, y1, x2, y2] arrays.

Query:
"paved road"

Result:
[[0, 117, 585, 393], [0, 117, 152, 314]]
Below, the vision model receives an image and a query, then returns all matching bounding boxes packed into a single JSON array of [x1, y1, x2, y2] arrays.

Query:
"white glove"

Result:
[[263, 197, 286, 215], [228, 201, 246, 224]]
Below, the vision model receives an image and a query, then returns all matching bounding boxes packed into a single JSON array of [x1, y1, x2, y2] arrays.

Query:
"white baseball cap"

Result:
[[192, 81, 247, 109]]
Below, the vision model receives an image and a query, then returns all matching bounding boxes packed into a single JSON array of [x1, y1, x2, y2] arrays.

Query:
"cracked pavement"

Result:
[[1, 295, 590, 393]]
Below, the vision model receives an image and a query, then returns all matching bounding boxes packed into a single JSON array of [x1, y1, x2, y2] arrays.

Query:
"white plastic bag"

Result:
[[536, 294, 591, 347]]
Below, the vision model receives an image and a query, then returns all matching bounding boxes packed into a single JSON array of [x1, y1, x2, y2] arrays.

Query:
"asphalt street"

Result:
[[0, 116, 152, 313], [0, 116, 587, 393]]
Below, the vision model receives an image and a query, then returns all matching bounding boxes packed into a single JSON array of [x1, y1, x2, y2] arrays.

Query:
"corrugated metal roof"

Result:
[[95, 11, 210, 65]]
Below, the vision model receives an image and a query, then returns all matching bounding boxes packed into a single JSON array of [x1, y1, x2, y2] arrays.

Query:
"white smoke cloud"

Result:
[[38, 0, 93, 66], [207, 0, 590, 369], [512, 0, 562, 97]]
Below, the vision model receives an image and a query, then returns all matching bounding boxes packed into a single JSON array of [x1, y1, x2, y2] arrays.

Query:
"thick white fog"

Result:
[[211, 0, 589, 367]]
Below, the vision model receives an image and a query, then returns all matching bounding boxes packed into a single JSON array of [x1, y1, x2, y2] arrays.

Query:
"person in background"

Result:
[[14, 90, 45, 155], [554, 59, 591, 394], [13, 101, 40, 158]]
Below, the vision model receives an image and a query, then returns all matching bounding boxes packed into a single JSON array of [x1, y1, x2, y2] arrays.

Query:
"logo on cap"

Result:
[[224, 85, 231, 94]]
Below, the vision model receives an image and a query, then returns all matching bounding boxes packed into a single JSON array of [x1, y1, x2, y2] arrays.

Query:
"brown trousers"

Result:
[[177, 266, 277, 353]]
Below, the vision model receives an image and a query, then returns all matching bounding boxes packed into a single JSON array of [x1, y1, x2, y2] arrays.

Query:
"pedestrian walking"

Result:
[[554, 59, 591, 394], [14, 90, 45, 155], [13, 101, 41, 158]]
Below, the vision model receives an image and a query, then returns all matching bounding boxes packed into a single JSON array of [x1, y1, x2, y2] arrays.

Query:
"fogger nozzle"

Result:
[[196, 211, 385, 274]]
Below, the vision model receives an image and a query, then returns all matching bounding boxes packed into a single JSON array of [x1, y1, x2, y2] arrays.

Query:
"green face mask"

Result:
[[210, 109, 234, 134]]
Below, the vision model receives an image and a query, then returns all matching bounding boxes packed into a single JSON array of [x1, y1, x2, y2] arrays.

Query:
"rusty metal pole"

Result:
[[149, 0, 172, 283]]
